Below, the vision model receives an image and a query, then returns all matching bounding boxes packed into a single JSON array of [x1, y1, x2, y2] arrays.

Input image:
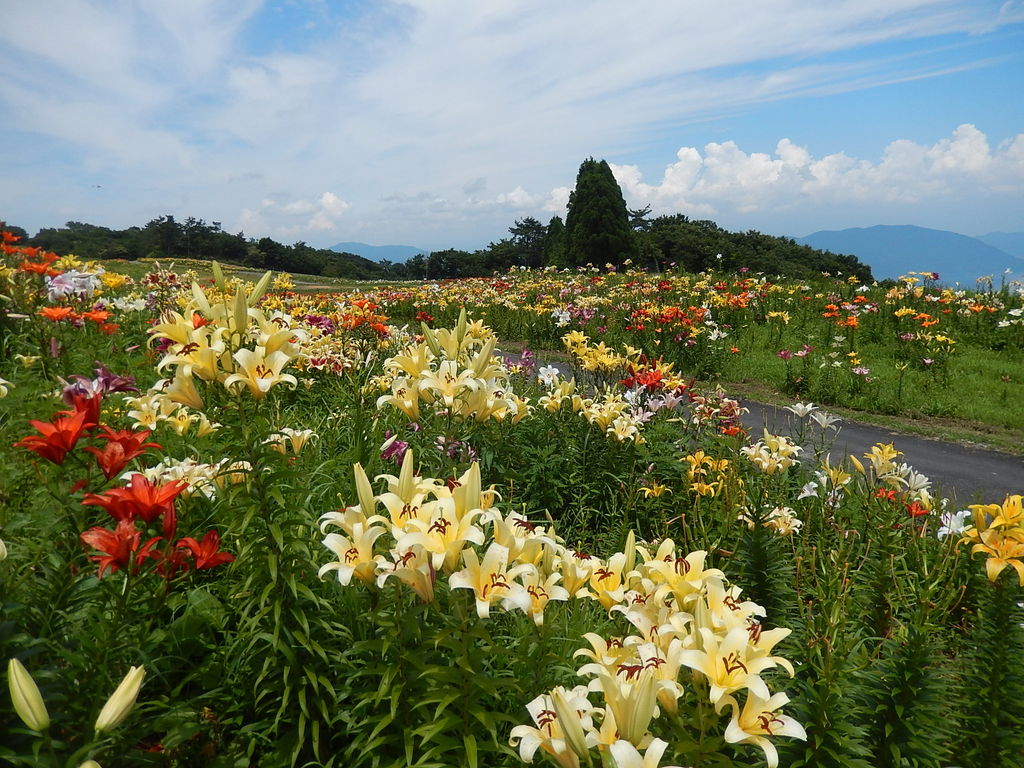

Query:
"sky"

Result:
[[1, 0, 1023, 251]]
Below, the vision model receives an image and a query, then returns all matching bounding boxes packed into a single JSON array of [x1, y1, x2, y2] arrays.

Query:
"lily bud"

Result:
[[623, 530, 636, 575], [210, 260, 226, 292], [95, 665, 145, 733], [550, 687, 590, 762], [848, 454, 866, 476], [420, 322, 441, 357], [190, 281, 212, 317], [232, 290, 248, 336], [455, 307, 467, 345], [79, 761, 102, 768], [353, 462, 376, 516], [7, 658, 49, 731], [248, 270, 274, 306]]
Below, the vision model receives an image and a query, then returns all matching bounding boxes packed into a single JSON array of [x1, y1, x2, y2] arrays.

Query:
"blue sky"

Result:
[[1, 1, 1022, 250]]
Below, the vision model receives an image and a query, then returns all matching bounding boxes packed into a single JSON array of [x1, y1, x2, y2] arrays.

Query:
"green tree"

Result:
[[543, 215, 567, 266], [564, 158, 637, 267], [628, 204, 652, 232], [143, 215, 183, 257], [508, 216, 546, 268], [1, 223, 30, 241]]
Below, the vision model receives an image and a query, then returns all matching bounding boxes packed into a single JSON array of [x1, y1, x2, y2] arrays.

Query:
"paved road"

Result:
[[742, 400, 1023, 505]]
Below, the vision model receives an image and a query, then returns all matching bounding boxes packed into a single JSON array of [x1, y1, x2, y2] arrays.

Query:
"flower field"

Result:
[[1, 226, 1023, 768]]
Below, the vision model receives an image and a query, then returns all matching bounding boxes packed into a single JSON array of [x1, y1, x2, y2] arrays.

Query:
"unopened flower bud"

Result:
[[79, 761, 102, 768], [550, 687, 590, 761], [95, 665, 145, 733], [7, 658, 49, 731]]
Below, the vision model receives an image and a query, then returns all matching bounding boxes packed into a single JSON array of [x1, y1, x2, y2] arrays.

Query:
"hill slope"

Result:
[[797, 225, 1022, 285]]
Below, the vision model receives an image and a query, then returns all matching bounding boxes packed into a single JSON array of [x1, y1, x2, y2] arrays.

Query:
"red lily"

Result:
[[138, 544, 190, 579], [906, 500, 929, 518], [80, 519, 161, 578], [15, 408, 94, 465], [65, 390, 103, 431], [82, 474, 187, 539], [84, 428, 161, 479], [176, 530, 235, 570]]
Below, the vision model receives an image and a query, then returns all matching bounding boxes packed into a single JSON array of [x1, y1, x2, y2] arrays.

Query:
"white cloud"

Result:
[[238, 192, 351, 237], [495, 186, 538, 208], [609, 125, 1024, 219], [543, 187, 572, 214]]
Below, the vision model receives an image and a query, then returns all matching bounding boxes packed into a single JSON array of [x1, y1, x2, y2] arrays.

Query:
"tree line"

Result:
[[7, 158, 872, 282]]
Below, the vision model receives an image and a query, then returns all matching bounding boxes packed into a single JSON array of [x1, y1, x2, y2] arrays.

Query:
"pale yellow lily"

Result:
[[395, 506, 486, 573], [223, 348, 297, 399], [319, 523, 388, 585], [418, 359, 480, 410], [377, 545, 436, 603], [607, 737, 684, 768], [678, 626, 778, 706], [164, 371, 205, 411], [721, 691, 806, 768], [509, 686, 595, 768], [592, 667, 659, 746], [375, 377, 421, 421], [512, 565, 570, 626], [449, 543, 531, 618]]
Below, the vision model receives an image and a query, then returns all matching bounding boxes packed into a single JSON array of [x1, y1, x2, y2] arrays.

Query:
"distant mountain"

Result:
[[330, 241, 426, 263], [797, 225, 1023, 286], [977, 232, 1024, 259]]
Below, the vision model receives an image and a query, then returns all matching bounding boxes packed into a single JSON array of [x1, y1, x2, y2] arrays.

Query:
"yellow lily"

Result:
[[640, 482, 670, 498], [319, 523, 388, 585], [395, 507, 486, 573], [385, 343, 434, 378], [163, 371, 205, 411], [512, 566, 570, 626], [721, 691, 806, 768], [509, 686, 596, 768], [449, 543, 531, 618], [375, 377, 421, 421], [418, 359, 480, 410], [223, 348, 297, 399], [593, 667, 659, 745], [971, 528, 1024, 585], [377, 545, 436, 603], [607, 738, 683, 768], [678, 626, 779, 706]]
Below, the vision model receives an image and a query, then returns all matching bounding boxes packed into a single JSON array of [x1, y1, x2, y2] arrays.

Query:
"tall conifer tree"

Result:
[[564, 158, 637, 267]]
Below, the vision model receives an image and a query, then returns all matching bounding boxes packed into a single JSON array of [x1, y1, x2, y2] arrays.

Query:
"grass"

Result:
[[101, 257, 381, 292], [715, 322, 1024, 433]]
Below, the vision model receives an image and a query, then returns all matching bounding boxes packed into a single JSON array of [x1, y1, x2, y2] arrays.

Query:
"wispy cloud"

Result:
[[239, 191, 351, 237], [0, 1, 1021, 247]]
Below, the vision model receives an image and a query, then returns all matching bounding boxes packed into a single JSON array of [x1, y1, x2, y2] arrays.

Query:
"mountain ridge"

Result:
[[330, 241, 426, 263], [796, 224, 1023, 285], [977, 231, 1024, 259]]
